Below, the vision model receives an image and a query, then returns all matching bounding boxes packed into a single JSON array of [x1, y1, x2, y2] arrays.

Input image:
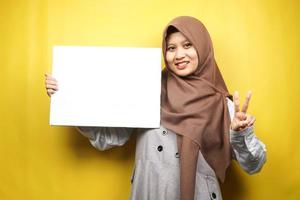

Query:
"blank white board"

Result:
[[50, 46, 161, 128]]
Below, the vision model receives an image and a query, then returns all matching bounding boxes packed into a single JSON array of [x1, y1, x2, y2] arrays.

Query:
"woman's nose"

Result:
[[175, 48, 185, 60]]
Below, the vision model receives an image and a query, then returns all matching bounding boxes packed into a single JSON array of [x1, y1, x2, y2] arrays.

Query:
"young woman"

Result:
[[45, 16, 266, 200]]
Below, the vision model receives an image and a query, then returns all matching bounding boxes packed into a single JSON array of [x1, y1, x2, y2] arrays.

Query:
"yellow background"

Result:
[[1, 0, 299, 199]]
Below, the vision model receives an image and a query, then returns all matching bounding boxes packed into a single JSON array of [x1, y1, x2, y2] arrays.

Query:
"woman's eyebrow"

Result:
[[181, 39, 190, 43], [167, 39, 190, 46]]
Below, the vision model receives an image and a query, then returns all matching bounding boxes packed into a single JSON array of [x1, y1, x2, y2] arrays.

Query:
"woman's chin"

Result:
[[174, 70, 191, 77]]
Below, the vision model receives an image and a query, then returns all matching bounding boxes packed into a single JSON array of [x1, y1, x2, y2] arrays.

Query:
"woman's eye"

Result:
[[167, 46, 175, 51], [184, 43, 192, 48]]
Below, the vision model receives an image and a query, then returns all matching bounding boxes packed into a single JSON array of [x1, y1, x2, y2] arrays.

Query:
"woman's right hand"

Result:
[[45, 73, 58, 97]]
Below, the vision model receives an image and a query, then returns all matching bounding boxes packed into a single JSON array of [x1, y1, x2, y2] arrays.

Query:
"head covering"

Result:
[[161, 16, 232, 200]]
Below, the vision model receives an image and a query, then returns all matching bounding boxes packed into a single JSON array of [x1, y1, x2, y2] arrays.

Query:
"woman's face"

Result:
[[166, 32, 198, 77]]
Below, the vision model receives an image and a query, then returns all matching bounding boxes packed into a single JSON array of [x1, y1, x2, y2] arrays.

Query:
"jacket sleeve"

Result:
[[76, 126, 133, 151], [227, 98, 267, 174]]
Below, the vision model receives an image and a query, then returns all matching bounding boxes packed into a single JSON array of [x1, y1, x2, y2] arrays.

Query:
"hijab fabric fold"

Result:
[[160, 16, 232, 200]]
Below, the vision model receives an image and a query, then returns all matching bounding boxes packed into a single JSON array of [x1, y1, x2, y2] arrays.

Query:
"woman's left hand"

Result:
[[230, 91, 256, 131]]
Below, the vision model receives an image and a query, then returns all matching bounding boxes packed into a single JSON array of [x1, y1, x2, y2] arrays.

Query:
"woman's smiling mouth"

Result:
[[175, 61, 190, 70]]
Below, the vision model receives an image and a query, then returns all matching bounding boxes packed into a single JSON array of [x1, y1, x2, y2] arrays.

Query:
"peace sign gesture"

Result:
[[230, 91, 256, 131]]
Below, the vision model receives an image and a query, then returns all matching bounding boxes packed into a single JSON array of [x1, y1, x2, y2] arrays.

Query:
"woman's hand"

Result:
[[230, 91, 255, 131], [45, 73, 58, 97]]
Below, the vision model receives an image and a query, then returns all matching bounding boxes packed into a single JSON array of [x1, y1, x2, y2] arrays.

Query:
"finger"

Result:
[[45, 80, 58, 88], [46, 84, 58, 90], [47, 89, 56, 97], [236, 112, 247, 121], [243, 114, 253, 125], [45, 79, 58, 86], [248, 117, 256, 127], [230, 120, 239, 131], [233, 91, 240, 115], [241, 91, 252, 113], [235, 120, 248, 130], [45, 74, 57, 81], [46, 76, 57, 82], [231, 118, 246, 131], [243, 115, 255, 127]]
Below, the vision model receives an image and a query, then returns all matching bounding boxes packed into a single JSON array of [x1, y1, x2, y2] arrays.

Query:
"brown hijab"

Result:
[[161, 16, 232, 199]]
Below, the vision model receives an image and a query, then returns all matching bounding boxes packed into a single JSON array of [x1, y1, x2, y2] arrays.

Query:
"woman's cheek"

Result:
[[166, 53, 174, 67]]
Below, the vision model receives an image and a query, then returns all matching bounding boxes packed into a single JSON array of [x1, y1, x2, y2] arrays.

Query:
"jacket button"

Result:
[[211, 192, 217, 199], [175, 152, 180, 158], [162, 130, 167, 135], [157, 145, 163, 152]]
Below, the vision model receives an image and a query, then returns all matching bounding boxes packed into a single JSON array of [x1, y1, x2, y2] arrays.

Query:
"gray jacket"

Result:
[[77, 99, 266, 200]]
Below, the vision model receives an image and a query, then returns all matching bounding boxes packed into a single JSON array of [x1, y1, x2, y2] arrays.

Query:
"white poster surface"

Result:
[[50, 46, 161, 128]]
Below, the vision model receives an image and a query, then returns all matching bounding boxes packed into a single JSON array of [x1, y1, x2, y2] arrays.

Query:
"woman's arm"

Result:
[[227, 97, 267, 174], [230, 126, 266, 174], [76, 127, 133, 151]]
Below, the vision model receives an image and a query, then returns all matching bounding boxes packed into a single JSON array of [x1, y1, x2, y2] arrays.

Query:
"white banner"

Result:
[[50, 46, 161, 128]]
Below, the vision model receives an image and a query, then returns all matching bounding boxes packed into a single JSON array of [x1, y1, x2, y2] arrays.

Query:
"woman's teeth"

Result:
[[176, 61, 189, 67]]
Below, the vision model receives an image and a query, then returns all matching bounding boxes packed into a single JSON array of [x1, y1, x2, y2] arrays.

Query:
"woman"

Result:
[[45, 16, 266, 200]]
